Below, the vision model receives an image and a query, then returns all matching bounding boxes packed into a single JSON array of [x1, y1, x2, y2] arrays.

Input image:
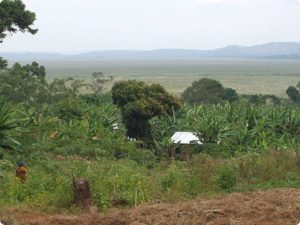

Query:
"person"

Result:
[[16, 161, 28, 183]]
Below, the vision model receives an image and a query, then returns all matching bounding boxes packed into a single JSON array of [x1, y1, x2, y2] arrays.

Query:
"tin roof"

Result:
[[171, 132, 203, 145]]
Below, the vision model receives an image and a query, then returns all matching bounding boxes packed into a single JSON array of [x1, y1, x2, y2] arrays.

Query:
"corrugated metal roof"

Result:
[[171, 132, 203, 145]]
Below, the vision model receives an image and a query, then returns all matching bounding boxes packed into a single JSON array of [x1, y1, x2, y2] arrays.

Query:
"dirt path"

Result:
[[1, 188, 300, 225]]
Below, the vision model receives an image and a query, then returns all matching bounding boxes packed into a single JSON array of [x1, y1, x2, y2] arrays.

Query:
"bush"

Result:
[[216, 165, 237, 191], [55, 98, 84, 122]]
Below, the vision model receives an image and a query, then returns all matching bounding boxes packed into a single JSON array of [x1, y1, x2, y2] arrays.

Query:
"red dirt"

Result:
[[1, 188, 300, 225]]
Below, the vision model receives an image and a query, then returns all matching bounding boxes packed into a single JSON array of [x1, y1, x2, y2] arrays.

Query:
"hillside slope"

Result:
[[2, 42, 300, 61], [1, 188, 300, 225]]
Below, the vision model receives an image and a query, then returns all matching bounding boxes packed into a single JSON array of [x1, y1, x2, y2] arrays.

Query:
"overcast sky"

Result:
[[1, 0, 300, 52]]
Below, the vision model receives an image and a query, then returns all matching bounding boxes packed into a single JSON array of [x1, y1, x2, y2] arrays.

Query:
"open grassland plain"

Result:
[[1, 188, 300, 225], [19, 58, 300, 97]]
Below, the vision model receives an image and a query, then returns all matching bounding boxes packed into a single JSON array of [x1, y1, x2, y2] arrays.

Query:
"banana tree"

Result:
[[0, 98, 21, 151], [85, 104, 123, 138]]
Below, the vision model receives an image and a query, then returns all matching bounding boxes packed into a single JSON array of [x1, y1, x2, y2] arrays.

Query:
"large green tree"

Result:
[[112, 80, 181, 140], [0, 0, 37, 42], [0, 0, 39, 100], [0, 62, 48, 104], [0, 0, 37, 153], [0, 62, 83, 104], [182, 78, 238, 105]]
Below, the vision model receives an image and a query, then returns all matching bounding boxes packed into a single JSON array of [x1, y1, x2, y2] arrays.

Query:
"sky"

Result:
[[1, 0, 300, 52]]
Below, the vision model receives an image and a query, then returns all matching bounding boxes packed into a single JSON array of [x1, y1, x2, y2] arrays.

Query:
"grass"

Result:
[[1, 150, 300, 211], [27, 58, 300, 97]]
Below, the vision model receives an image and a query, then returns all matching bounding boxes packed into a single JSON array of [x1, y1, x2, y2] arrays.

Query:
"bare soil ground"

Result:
[[1, 188, 300, 225]]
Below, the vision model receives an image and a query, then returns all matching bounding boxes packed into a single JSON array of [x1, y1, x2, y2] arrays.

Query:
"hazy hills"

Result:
[[2, 42, 300, 61]]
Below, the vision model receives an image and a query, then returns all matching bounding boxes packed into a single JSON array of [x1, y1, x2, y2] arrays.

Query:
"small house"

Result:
[[170, 132, 203, 159], [171, 132, 203, 145]]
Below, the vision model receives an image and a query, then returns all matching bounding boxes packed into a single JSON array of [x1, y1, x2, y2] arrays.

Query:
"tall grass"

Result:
[[1, 150, 299, 211]]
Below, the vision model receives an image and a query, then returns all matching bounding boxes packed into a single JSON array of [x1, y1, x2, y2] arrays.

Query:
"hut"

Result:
[[170, 132, 203, 159], [171, 132, 203, 145]]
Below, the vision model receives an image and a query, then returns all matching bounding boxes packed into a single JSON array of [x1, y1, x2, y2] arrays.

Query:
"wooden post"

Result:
[[73, 177, 92, 210]]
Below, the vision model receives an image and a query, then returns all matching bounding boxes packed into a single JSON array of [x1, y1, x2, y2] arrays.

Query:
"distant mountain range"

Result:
[[2, 42, 300, 61]]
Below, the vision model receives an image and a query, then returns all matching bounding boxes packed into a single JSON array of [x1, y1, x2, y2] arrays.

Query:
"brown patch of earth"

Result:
[[1, 188, 300, 225]]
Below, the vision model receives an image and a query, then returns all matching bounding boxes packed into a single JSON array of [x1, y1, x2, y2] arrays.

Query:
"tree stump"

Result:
[[73, 177, 92, 209]]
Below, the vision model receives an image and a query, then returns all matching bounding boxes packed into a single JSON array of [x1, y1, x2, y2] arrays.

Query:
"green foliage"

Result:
[[223, 88, 239, 103], [80, 93, 112, 106], [55, 99, 84, 122], [216, 165, 237, 191], [5, 100, 156, 167], [151, 108, 189, 155], [154, 137, 179, 158], [182, 78, 224, 105], [160, 162, 189, 192], [182, 78, 239, 105], [112, 80, 181, 139], [86, 104, 120, 135], [152, 102, 300, 156], [243, 94, 281, 105], [1, 148, 300, 211], [0, 63, 84, 104], [47, 78, 85, 103], [0, 98, 23, 152], [0, 62, 48, 104], [0, 57, 8, 70], [0, 0, 37, 42], [0, 159, 150, 209], [286, 85, 300, 103], [23, 61, 46, 78]]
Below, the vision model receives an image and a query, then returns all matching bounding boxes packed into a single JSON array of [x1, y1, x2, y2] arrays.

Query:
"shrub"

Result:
[[216, 165, 237, 191]]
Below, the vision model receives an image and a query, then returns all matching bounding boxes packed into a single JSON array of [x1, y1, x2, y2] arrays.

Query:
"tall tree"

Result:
[[112, 80, 181, 140], [89, 72, 113, 95], [0, 62, 48, 104], [182, 78, 237, 105], [0, 0, 37, 153], [0, 62, 83, 104], [0, 0, 37, 42]]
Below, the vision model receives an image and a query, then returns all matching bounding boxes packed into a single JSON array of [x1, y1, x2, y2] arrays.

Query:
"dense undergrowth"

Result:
[[1, 150, 300, 211]]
